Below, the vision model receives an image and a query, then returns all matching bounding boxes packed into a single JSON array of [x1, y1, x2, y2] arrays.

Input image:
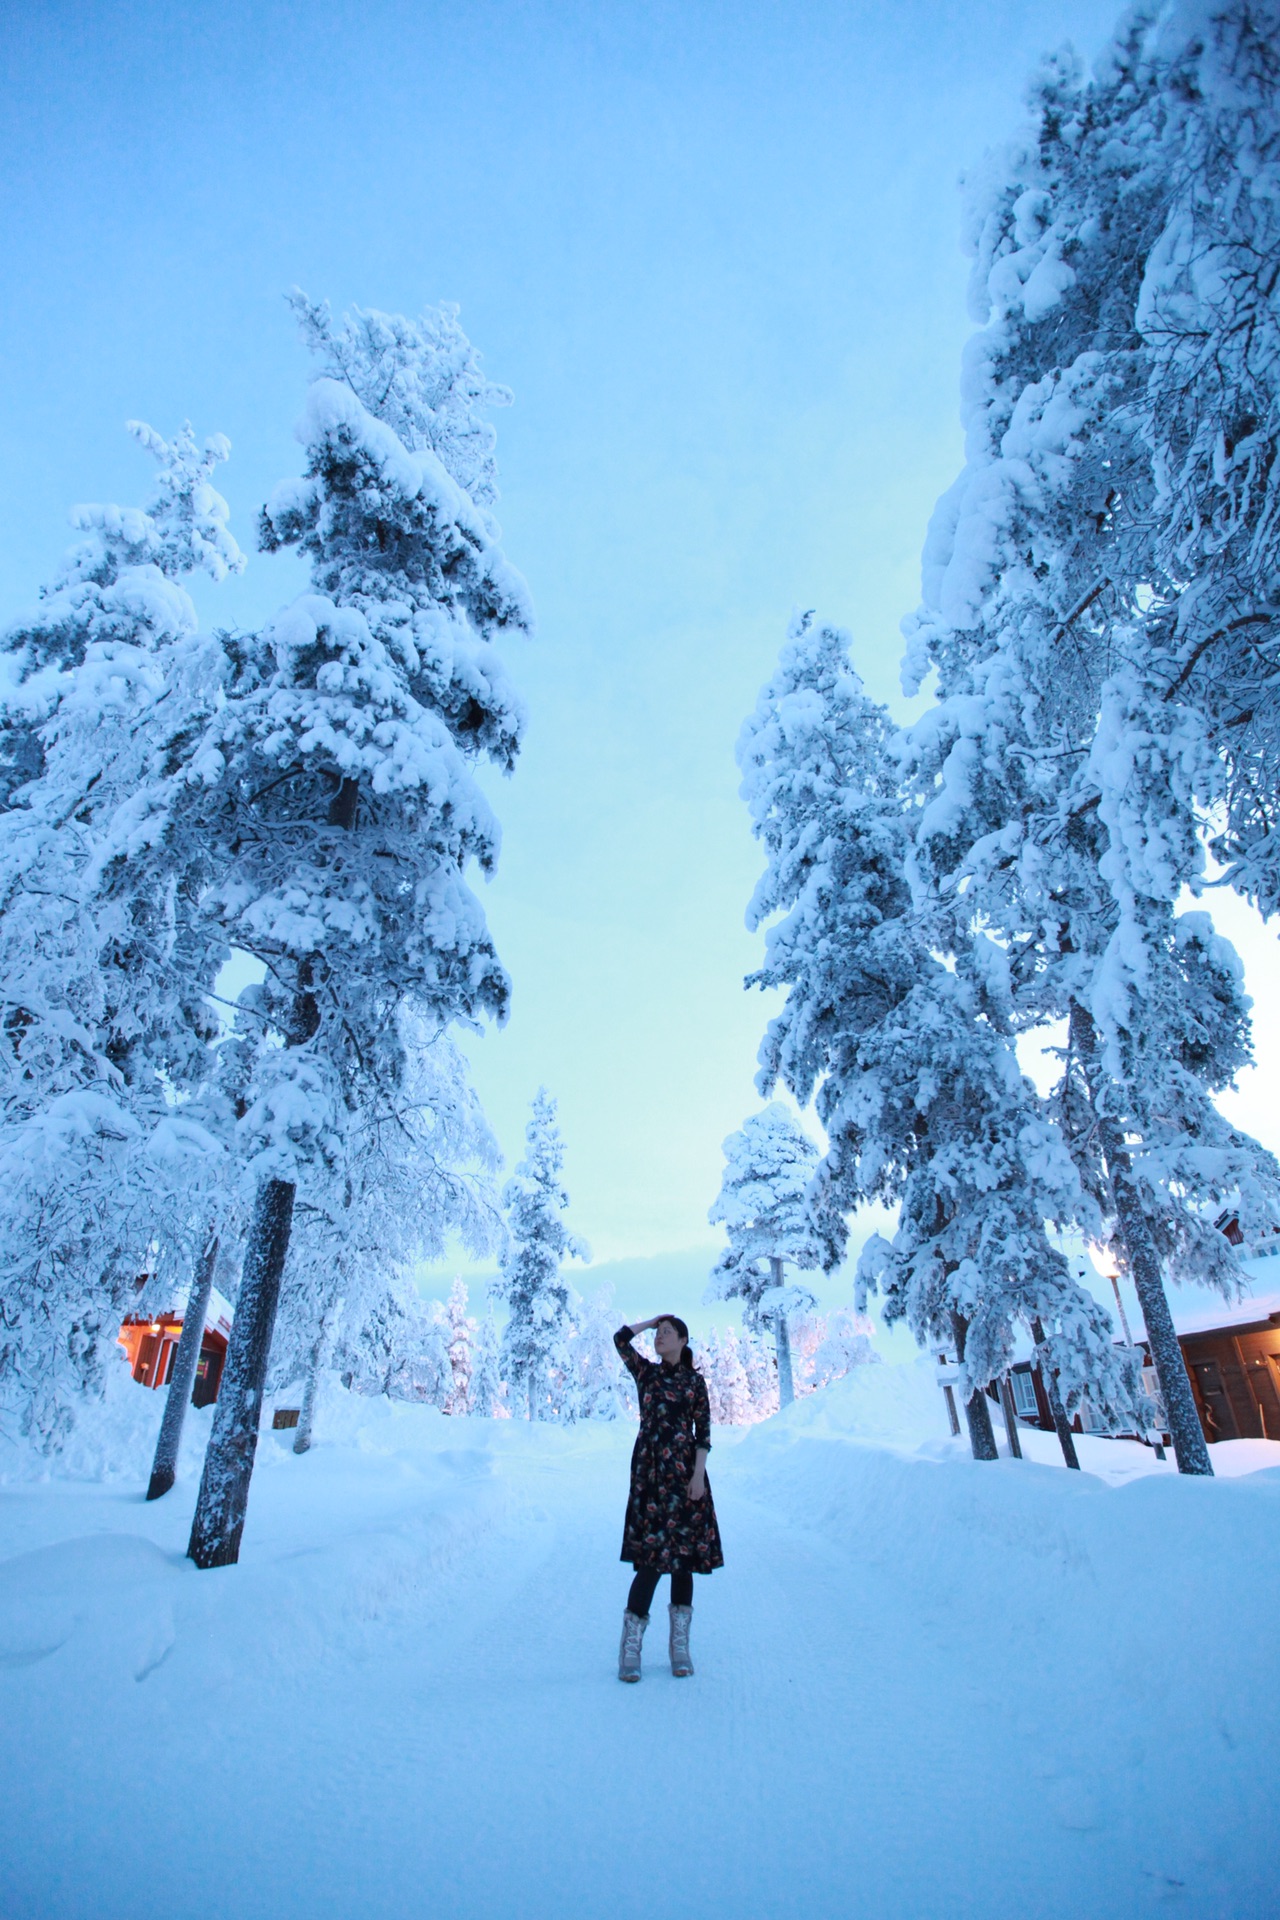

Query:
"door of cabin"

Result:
[[1249, 1350, 1280, 1440], [1188, 1357, 1239, 1442]]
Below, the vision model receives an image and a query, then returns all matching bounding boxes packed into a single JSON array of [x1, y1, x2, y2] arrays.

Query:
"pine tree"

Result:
[[444, 1277, 476, 1415], [469, 1299, 506, 1418], [262, 1015, 501, 1449], [715, 1326, 754, 1425], [183, 295, 530, 1565], [1124, 4, 1280, 916], [740, 1327, 778, 1421], [898, 19, 1280, 1471], [563, 1283, 627, 1421], [700, 1327, 725, 1424], [0, 422, 244, 1447], [738, 615, 1137, 1457], [497, 1089, 590, 1420], [706, 1103, 837, 1406], [335, 1279, 451, 1403], [807, 1308, 880, 1391]]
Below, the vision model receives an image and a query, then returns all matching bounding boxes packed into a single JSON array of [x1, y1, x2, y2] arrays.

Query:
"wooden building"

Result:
[[118, 1288, 233, 1407], [1007, 1289, 1280, 1447], [1173, 1294, 1280, 1443]]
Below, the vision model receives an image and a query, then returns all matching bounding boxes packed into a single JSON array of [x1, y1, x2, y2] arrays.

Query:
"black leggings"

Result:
[[627, 1566, 693, 1614]]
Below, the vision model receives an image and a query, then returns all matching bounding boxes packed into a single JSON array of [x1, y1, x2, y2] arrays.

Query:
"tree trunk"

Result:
[[1069, 1001, 1212, 1476], [951, 1311, 998, 1460], [1114, 1181, 1212, 1474], [293, 1297, 338, 1456], [188, 771, 362, 1564], [998, 1376, 1023, 1459], [146, 1233, 219, 1500], [1031, 1316, 1080, 1470], [769, 1256, 795, 1408], [187, 1178, 296, 1568]]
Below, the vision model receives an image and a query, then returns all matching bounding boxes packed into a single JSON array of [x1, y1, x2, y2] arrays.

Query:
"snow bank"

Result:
[[0, 1352, 216, 1487], [783, 1354, 950, 1446]]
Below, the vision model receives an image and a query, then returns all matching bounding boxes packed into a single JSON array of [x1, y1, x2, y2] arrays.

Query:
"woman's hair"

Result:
[[657, 1314, 696, 1369]]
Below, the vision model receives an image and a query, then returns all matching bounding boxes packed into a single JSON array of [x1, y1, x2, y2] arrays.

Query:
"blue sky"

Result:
[[6, 0, 1277, 1304]]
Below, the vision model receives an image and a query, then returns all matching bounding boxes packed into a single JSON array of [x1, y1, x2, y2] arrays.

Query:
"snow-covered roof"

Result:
[[1170, 1292, 1280, 1338], [165, 1284, 234, 1340]]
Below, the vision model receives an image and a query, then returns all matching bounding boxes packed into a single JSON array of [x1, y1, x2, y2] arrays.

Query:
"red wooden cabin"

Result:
[[118, 1289, 233, 1407]]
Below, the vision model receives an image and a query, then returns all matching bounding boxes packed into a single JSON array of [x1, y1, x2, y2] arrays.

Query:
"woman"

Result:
[[613, 1315, 724, 1682]]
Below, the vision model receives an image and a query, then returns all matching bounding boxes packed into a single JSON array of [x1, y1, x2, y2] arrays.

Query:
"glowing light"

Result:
[[1087, 1241, 1121, 1281]]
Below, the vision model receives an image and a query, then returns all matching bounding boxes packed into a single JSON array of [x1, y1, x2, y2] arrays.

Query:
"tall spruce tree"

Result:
[[738, 615, 1136, 1457], [182, 296, 530, 1564], [444, 1277, 477, 1415], [899, 12, 1280, 1471], [497, 1089, 590, 1419], [469, 1300, 505, 1418], [0, 423, 244, 1447], [706, 1103, 835, 1406], [1126, 3, 1280, 915]]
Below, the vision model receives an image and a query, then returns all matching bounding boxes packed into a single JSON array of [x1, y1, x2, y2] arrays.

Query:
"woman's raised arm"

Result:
[[613, 1323, 650, 1381]]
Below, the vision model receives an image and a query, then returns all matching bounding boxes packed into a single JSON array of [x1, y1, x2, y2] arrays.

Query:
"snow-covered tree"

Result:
[[804, 1308, 880, 1393], [740, 1326, 779, 1421], [0, 423, 244, 1448], [897, 16, 1280, 1471], [444, 1277, 476, 1416], [738, 614, 1137, 1457], [335, 1280, 451, 1404], [181, 294, 530, 1565], [497, 1089, 590, 1420], [0, 419, 242, 809], [1123, 4, 1280, 917], [713, 1326, 754, 1425], [469, 1300, 506, 1418], [562, 1282, 627, 1422], [700, 1328, 725, 1423], [262, 1016, 501, 1451], [706, 1103, 838, 1406]]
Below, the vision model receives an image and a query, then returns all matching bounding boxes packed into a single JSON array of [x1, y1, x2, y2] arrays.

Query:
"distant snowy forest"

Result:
[[3, 2, 1280, 1558]]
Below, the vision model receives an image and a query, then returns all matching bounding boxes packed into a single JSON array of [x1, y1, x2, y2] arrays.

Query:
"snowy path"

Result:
[[1, 1379, 1278, 1919]]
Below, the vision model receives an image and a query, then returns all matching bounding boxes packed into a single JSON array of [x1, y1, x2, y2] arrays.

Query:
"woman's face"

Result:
[[654, 1318, 687, 1364]]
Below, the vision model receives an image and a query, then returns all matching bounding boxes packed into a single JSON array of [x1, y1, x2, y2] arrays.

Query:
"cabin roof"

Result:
[[123, 1285, 233, 1342], [1170, 1292, 1280, 1339]]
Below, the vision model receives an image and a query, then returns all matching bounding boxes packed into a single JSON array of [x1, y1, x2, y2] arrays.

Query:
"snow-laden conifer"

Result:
[[497, 1089, 590, 1419], [738, 615, 1136, 1453], [1124, 4, 1280, 914], [899, 18, 1280, 1470], [563, 1283, 627, 1421], [713, 1326, 754, 1425], [700, 1328, 725, 1423], [740, 1328, 778, 1420], [469, 1300, 506, 1418], [263, 1016, 501, 1447], [706, 1102, 836, 1406], [0, 424, 244, 1447], [335, 1281, 451, 1403], [181, 295, 529, 1564], [0, 420, 241, 808], [805, 1309, 880, 1392], [444, 1278, 476, 1415]]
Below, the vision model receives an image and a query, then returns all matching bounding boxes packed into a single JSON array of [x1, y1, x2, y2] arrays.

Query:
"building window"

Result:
[[1011, 1371, 1038, 1418]]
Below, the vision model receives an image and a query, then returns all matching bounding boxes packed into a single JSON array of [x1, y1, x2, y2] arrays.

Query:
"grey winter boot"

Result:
[[618, 1609, 648, 1682], [669, 1603, 694, 1677]]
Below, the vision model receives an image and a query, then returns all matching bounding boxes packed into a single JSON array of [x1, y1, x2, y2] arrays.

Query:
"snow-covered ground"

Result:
[[2, 1362, 1278, 1920]]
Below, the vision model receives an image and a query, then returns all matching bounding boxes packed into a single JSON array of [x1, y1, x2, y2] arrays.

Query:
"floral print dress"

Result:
[[614, 1326, 724, 1574]]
